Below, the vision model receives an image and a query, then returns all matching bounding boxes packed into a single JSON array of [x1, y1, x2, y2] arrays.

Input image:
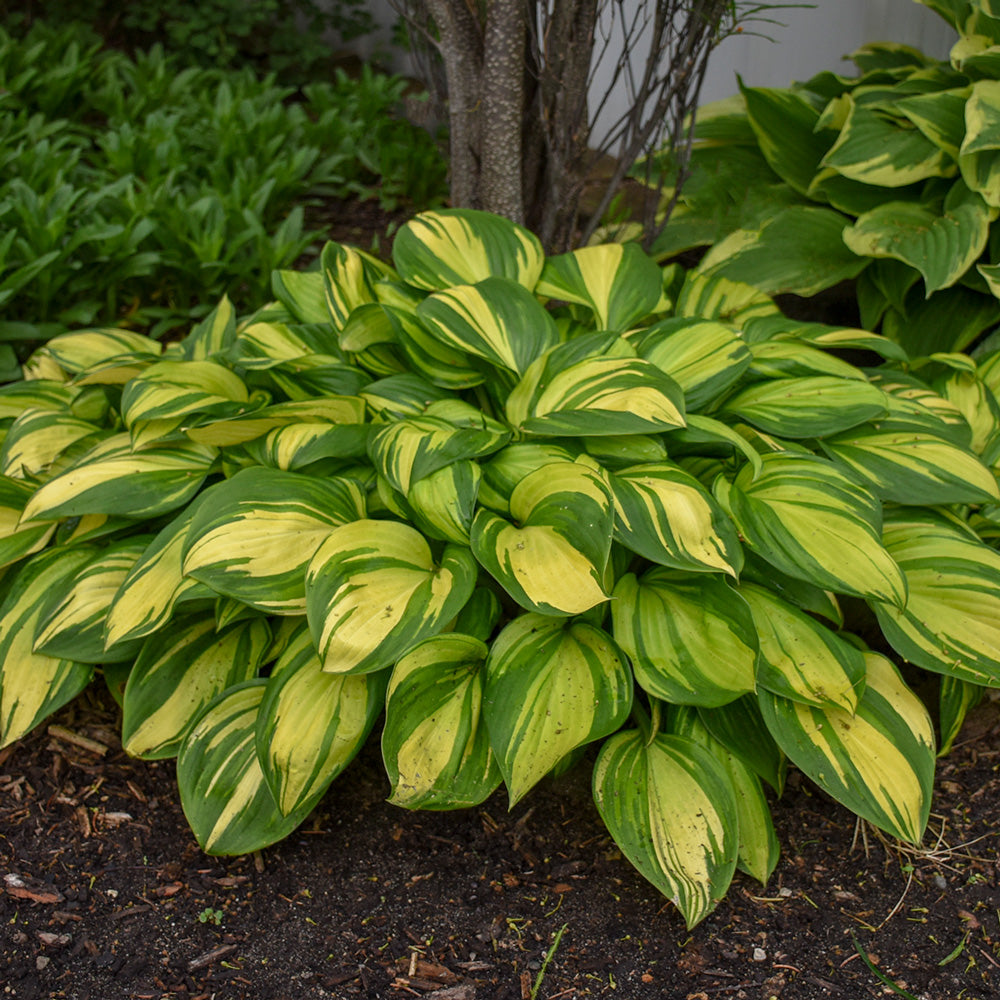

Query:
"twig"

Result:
[[47, 725, 108, 756]]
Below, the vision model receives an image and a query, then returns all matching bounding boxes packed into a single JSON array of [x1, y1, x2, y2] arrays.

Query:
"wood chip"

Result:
[[47, 725, 108, 756], [187, 944, 237, 972], [3, 873, 64, 904]]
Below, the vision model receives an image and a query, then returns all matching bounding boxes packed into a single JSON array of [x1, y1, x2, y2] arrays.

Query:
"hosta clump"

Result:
[[649, 0, 1000, 357], [2, 210, 1000, 928]]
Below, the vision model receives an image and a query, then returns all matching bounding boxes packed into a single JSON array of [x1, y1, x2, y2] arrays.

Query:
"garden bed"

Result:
[[1, 688, 998, 1000]]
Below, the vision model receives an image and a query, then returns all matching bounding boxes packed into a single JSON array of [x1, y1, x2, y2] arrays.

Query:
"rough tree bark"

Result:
[[394, 1, 782, 253]]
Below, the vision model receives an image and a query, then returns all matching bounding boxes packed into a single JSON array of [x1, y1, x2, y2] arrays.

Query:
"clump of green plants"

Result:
[[1, 209, 999, 928], [0, 19, 447, 369], [648, 0, 1000, 359]]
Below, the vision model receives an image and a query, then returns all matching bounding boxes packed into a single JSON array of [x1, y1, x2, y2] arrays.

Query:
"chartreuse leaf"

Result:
[[843, 182, 993, 295], [120, 359, 250, 429], [0, 476, 55, 570], [2, 410, 105, 480], [122, 616, 271, 759], [727, 453, 907, 607], [368, 405, 509, 495], [960, 79, 1000, 208], [40, 329, 162, 375], [505, 335, 686, 437], [183, 468, 365, 614], [669, 707, 778, 885], [759, 652, 935, 844], [382, 633, 502, 810], [593, 730, 739, 928], [20, 435, 218, 522], [417, 277, 559, 376], [872, 508, 1000, 686], [179, 295, 237, 361], [820, 418, 1000, 506], [535, 243, 662, 331], [33, 539, 147, 663], [0, 546, 95, 748], [470, 460, 613, 616], [636, 317, 752, 411], [484, 614, 632, 806], [611, 570, 756, 707], [393, 208, 544, 291], [178, 681, 314, 855], [938, 676, 984, 756], [306, 520, 477, 674], [610, 463, 743, 575], [104, 501, 209, 647], [722, 376, 888, 439], [256, 623, 386, 816], [740, 582, 866, 713]]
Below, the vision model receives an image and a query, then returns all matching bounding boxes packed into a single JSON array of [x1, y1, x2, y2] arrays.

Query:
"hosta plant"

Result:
[[649, 0, 1000, 358], [2, 209, 1000, 928]]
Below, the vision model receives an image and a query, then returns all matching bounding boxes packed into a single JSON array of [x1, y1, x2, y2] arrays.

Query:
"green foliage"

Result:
[[0, 19, 446, 359], [4, 0, 373, 84], [2, 210, 1000, 928], [649, 0, 1000, 357]]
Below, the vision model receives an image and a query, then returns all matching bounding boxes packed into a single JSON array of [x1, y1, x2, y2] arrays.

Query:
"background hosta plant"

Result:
[[647, 0, 1000, 359], [2, 208, 1000, 928]]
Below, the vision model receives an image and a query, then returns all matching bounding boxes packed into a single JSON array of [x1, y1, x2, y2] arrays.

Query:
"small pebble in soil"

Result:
[[752, 947, 767, 962], [934, 875, 947, 889]]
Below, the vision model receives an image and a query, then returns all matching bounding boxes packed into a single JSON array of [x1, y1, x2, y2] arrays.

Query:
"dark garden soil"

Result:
[[3, 205, 1000, 1000], [1, 689, 999, 1000]]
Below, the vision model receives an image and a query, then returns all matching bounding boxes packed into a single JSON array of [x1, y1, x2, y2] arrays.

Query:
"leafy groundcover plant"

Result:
[[650, 0, 1000, 358], [2, 209, 1000, 928]]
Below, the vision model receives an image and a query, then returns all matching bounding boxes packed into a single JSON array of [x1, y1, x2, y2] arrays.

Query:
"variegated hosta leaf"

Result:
[[186, 396, 367, 448], [183, 468, 366, 614], [0, 380, 77, 420], [727, 453, 907, 606], [535, 243, 662, 331], [120, 359, 250, 429], [842, 182, 993, 295], [34, 539, 148, 663], [40, 329, 162, 375], [272, 269, 329, 325], [323, 241, 395, 329], [1, 410, 105, 480], [0, 546, 95, 748], [104, 500, 209, 647], [720, 376, 888, 439], [368, 407, 509, 495], [667, 707, 778, 885], [872, 508, 1000, 686], [960, 79, 1000, 208], [242, 421, 370, 471], [256, 623, 386, 816], [611, 570, 757, 707], [385, 305, 485, 390], [416, 277, 559, 376], [820, 419, 1000, 505], [470, 461, 613, 616], [593, 730, 739, 928], [636, 317, 752, 411], [933, 368, 1000, 455], [179, 295, 237, 361], [406, 460, 482, 544], [742, 314, 909, 361], [740, 582, 865, 713], [306, 520, 477, 674], [0, 475, 55, 571], [759, 652, 935, 844], [20, 436, 218, 522], [228, 320, 347, 371], [699, 695, 786, 794], [484, 614, 632, 805], [178, 681, 314, 855], [393, 208, 545, 291], [938, 676, 984, 756], [610, 462, 743, 575], [822, 100, 954, 187], [122, 616, 271, 759], [478, 443, 582, 515], [382, 633, 502, 810], [505, 334, 687, 437], [740, 550, 843, 626], [583, 434, 668, 469]]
